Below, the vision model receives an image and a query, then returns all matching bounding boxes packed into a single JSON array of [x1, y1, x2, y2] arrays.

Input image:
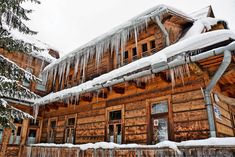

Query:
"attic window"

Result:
[[124, 51, 128, 59], [67, 118, 75, 126], [132, 47, 137, 56], [150, 40, 156, 49], [109, 110, 122, 121], [142, 43, 148, 52]]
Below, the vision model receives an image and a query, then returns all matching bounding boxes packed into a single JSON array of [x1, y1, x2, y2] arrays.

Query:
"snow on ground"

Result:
[[31, 137, 235, 153]]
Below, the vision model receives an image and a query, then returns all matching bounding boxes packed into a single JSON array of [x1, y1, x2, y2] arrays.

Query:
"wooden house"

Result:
[[0, 38, 59, 157], [1, 5, 235, 157], [33, 5, 235, 147]]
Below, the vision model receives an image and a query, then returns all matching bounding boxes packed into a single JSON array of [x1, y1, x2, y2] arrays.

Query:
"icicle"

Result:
[[73, 57, 79, 80], [65, 60, 71, 83], [170, 68, 175, 89], [53, 67, 58, 86], [134, 26, 139, 56]]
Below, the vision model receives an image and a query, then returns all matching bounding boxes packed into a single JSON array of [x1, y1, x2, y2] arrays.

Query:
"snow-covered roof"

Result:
[[34, 17, 235, 106], [2, 23, 58, 63], [190, 6, 213, 20], [42, 4, 194, 73]]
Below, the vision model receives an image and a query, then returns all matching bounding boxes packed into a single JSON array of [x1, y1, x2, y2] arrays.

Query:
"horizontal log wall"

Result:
[[214, 98, 235, 137], [76, 102, 106, 144]]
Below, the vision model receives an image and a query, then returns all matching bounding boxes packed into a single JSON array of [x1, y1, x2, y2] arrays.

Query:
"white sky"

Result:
[[24, 0, 235, 56]]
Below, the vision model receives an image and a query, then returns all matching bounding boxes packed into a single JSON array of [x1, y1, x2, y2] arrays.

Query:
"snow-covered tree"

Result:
[[0, 0, 41, 128]]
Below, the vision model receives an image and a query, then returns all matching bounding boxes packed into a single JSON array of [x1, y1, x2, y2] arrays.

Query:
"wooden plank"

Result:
[[125, 101, 145, 111], [76, 129, 105, 136], [173, 109, 208, 122], [125, 125, 147, 135], [174, 120, 209, 132], [77, 115, 105, 124], [216, 123, 234, 136], [174, 131, 209, 141], [172, 90, 204, 103], [173, 99, 205, 112], [125, 108, 146, 118], [125, 134, 147, 142], [216, 116, 233, 128], [77, 122, 105, 130], [125, 117, 147, 126]]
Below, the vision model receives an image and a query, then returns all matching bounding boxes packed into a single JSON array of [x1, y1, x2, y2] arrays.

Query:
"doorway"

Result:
[[107, 108, 123, 144], [150, 100, 169, 144]]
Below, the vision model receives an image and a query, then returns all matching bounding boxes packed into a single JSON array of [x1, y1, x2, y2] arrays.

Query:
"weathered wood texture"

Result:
[[214, 99, 235, 137], [21, 145, 235, 157]]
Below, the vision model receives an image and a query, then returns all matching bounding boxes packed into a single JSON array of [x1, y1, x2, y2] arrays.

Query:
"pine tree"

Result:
[[0, 0, 41, 128]]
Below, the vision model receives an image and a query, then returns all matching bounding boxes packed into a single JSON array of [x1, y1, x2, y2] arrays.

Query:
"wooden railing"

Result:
[[21, 145, 235, 157]]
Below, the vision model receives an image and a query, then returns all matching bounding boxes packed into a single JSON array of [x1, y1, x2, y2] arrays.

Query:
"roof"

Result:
[[34, 17, 235, 105], [2, 23, 58, 63], [190, 6, 214, 20], [42, 4, 194, 73]]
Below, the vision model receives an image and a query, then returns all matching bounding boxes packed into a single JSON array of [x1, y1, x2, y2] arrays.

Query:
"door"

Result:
[[65, 128, 75, 143], [150, 100, 169, 144], [108, 123, 122, 144], [152, 117, 168, 143], [107, 109, 123, 144]]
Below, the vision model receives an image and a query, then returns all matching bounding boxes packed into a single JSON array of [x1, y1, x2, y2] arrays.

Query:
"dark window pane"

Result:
[[124, 51, 128, 59], [17, 127, 21, 136], [51, 121, 56, 128], [29, 130, 37, 137], [132, 47, 137, 56], [109, 110, 121, 120], [142, 43, 148, 52], [150, 40, 156, 49], [68, 118, 75, 126]]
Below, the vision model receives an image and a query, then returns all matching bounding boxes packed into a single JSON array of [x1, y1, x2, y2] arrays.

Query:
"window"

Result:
[[36, 74, 47, 91], [150, 40, 156, 49], [132, 47, 138, 61], [50, 121, 56, 128], [65, 117, 76, 144], [67, 118, 75, 126], [29, 119, 40, 127], [142, 43, 148, 52], [124, 51, 128, 59], [151, 101, 168, 114], [132, 47, 137, 56], [109, 110, 122, 121], [23, 67, 33, 87], [27, 129, 37, 145], [9, 126, 21, 145], [0, 127, 3, 144], [48, 120, 56, 143]]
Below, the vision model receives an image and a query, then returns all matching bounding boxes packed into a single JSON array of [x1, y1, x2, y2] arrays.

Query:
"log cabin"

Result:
[[1, 5, 235, 157], [34, 5, 235, 147], [0, 37, 59, 157]]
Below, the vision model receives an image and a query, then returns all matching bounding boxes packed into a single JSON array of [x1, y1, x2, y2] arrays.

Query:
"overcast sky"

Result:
[[24, 0, 235, 56]]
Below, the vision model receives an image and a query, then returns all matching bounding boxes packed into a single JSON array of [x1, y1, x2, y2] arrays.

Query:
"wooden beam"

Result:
[[81, 95, 92, 102], [113, 86, 125, 94], [98, 91, 108, 98]]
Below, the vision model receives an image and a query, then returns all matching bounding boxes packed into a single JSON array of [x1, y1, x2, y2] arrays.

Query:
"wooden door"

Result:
[[150, 100, 169, 144], [108, 123, 122, 144]]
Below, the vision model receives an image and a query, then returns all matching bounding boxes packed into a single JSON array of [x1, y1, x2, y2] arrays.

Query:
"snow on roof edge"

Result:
[[35, 29, 235, 105], [43, 4, 194, 72]]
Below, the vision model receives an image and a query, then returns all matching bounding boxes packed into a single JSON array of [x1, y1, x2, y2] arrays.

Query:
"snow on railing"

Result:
[[23, 138, 235, 157]]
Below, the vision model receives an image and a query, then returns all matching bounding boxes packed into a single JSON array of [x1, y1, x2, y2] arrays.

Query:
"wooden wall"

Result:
[[40, 70, 227, 144]]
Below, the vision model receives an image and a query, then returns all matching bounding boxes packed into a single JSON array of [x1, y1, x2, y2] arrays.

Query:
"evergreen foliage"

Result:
[[0, 0, 41, 128]]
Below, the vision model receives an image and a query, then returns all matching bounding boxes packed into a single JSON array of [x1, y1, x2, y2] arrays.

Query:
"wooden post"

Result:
[[18, 119, 29, 157], [0, 128, 11, 157]]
